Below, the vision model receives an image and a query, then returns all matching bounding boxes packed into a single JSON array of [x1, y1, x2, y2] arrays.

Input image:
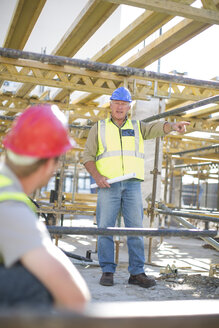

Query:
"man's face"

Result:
[[110, 100, 130, 123], [38, 158, 59, 189]]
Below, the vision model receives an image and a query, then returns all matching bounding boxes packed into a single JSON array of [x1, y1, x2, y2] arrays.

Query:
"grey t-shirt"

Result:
[[0, 162, 52, 268]]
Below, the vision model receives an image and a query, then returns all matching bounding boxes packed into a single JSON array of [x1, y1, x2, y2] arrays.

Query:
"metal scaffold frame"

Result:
[[0, 47, 218, 265]]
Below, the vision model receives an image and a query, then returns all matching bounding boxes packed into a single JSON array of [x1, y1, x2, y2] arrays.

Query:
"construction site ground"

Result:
[[55, 215, 219, 303]]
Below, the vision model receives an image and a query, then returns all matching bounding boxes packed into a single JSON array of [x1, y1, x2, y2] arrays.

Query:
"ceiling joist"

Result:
[[103, 0, 219, 24]]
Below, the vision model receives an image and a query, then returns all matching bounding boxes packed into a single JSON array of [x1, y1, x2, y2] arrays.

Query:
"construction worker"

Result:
[[83, 86, 189, 288], [0, 104, 90, 310]]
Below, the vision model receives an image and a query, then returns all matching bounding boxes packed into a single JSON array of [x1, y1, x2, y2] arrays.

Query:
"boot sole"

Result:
[[99, 281, 114, 286], [128, 280, 156, 288]]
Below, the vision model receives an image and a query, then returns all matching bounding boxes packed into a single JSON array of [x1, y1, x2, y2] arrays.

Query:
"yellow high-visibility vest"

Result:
[[0, 174, 36, 212], [96, 119, 145, 180]]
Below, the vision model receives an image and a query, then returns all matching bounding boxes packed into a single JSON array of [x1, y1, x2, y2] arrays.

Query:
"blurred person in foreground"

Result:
[[0, 104, 90, 311]]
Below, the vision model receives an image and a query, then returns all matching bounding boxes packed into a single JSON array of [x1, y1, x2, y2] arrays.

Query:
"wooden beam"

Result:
[[69, 1, 196, 105], [171, 155, 219, 164], [3, 0, 46, 50], [92, 1, 196, 64], [52, 0, 118, 57], [122, 18, 210, 68], [92, 10, 172, 64], [168, 116, 219, 133], [0, 0, 46, 91], [183, 104, 219, 118], [12, 0, 118, 101], [103, 0, 219, 24], [164, 134, 219, 144], [1, 56, 219, 103], [201, 0, 219, 10], [73, 2, 211, 105], [0, 93, 110, 114]]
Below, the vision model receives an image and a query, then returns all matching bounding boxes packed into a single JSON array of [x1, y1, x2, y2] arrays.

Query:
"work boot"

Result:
[[128, 273, 156, 288], [100, 272, 114, 286]]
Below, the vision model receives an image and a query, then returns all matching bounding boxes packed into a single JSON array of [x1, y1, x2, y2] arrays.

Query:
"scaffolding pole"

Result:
[[142, 95, 219, 123], [0, 113, 92, 131], [56, 155, 66, 226], [147, 99, 163, 263], [174, 162, 217, 169], [158, 203, 219, 251], [1, 47, 219, 89], [47, 226, 216, 238], [173, 144, 219, 156], [157, 208, 219, 224]]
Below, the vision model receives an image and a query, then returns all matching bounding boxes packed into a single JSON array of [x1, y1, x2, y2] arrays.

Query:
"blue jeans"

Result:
[[96, 179, 145, 275], [0, 263, 53, 308]]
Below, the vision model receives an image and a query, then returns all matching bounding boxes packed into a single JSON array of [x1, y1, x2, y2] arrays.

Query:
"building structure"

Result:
[[0, 0, 218, 269]]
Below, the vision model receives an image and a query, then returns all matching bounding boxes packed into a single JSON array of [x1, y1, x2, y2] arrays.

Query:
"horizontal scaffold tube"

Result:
[[172, 143, 219, 156], [157, 209, 219, 223], [69, 123, 92, 130], [0, 115, 14, 121], [46, 226, 216, 237], [142, 95, 219, 123], [158, 203, 219, 251], [174, 162, 218, 169], [37, 208, 95, 215], [0, 114, 92, 131], [1, 47, 219, 89]]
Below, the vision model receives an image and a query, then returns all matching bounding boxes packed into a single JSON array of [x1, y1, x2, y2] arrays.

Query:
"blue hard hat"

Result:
[[110, 87, 132, 102]]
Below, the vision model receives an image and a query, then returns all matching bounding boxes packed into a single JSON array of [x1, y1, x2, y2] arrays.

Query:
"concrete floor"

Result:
[[56, 215, 219, 303]]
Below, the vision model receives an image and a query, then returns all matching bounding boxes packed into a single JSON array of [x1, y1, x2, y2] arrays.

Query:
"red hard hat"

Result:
[[3, 104, 74, 158]]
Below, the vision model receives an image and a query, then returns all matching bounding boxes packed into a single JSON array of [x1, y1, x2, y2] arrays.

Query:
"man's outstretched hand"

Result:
[[164, 121, 190, 134], [172, 121, 190, 133]]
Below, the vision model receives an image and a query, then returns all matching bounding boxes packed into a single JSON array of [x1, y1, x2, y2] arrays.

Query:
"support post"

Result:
[[217, 164, 219, 211], [196, 168, 200, 211], [168, 157, 174, 227], [147, 99, 163, 263], [57, 155, 66, 225], [179, 174, 183, 209]]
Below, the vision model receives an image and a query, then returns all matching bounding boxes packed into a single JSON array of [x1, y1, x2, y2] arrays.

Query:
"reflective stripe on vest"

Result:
[[0, 174, 36, 212], [96, 119, 145, 180], [0, 175, 12, 187]]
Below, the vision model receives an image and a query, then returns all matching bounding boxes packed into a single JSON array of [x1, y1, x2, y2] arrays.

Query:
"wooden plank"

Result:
[[43, 192, 97, 203], [52, 0, 118, 57], [164, 134, 219, 144], [0, 0, 46, 96], [74, 193, 97, 202], [92, 10, 174, 64], [1, 68, 218, 103], [3, 0, 46, 50], [103, 0, 219, 24], [12, 0, 118, 100], [64, 0, 196, 104], [122, 19, 210, 68], [201, 0, 219, 10], [183, 104, 219, 118], [0, 53, 219, 114], [171, 155, 219, 164]]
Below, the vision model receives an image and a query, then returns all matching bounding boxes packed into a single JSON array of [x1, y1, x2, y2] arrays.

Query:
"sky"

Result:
[[0, 0, 218, 81], [119, 4, 219, 80]]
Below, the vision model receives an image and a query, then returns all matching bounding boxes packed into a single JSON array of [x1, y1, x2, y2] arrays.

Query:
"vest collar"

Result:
[[0, 161, 23, 192], [109, 115, 128, 128]]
